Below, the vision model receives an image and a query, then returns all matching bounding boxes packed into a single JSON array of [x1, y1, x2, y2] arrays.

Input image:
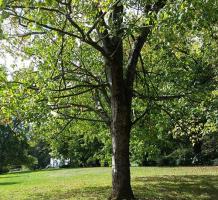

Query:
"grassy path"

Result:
[[0, 167, 217, 200]]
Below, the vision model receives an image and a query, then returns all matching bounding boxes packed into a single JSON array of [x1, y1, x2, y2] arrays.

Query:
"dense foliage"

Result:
[[0, 0, 217, 161], [0, 124, 30, 173], [0, 0, 218, 198]]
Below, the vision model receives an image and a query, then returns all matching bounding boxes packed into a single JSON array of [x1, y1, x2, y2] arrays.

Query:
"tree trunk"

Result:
[[110, 116, 134, 200], [0, 166, 3, 174], [193, 140, 202, 155], [109, 60, 134, 199], [103, 8, 135, 195]]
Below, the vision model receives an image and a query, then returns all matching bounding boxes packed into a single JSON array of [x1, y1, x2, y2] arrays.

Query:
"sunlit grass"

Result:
[[0, 167, 217, 200]]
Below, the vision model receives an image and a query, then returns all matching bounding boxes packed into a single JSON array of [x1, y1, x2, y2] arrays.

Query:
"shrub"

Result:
[[157, 148, 193, 166], [212, 158, 218, 166]]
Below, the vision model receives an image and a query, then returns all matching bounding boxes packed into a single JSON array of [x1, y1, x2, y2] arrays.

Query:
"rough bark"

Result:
[[110, 106, 134, 200], [103, 30, 134, 198], [108, 58, 134, 199]]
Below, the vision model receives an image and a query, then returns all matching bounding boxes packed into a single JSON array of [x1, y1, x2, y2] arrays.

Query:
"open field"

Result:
[[0, 167, 217, 200]]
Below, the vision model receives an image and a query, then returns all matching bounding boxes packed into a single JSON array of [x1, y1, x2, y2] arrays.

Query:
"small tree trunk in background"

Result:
[[193, 140, 202, 155], [193, 140, 203, 164]]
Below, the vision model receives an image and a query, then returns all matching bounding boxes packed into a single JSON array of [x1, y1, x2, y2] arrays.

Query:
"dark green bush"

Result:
[[156, 148, 193, 166], [212, 158, 218, 166]]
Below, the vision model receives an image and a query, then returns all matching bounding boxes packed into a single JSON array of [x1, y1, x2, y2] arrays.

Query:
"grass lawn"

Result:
[[0, 167, 217, 200]]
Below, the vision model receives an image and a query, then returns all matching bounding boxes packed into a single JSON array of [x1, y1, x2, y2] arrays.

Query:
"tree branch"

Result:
[[57, 112, 106, 123], [126, 0, 167, 92], [126, 27, 150, 90], [134, 90, 188, 101], [132, 106, 150, 126]]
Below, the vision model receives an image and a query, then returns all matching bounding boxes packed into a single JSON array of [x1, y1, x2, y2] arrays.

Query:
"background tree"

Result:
[[0, 123, 31, 173], [29, 140, 51, 169]]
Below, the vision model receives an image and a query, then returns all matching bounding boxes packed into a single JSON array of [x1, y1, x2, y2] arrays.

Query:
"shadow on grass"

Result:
[[133, 175, 218, 200], [0, 182, 19, 186], [26, 186, 111, 200], [22, 175, 218, 200], [0, 175, 20, 178], [7, 168, 62, 176]]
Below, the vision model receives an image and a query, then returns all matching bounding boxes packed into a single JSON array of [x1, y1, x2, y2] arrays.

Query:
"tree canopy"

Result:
[[0, 0, 217, 199]]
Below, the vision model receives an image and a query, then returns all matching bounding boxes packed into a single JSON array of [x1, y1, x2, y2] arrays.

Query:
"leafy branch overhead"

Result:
[[0, 1, 217, 199], [1, 0, 168, 124], [0, 0, 216, 127]]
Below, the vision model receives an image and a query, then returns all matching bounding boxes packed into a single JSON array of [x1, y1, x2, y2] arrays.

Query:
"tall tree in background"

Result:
[[0, 124, 30, 173], [0, 0, 217, 199]]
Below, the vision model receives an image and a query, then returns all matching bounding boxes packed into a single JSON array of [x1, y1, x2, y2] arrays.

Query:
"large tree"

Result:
[[0, 123, 30, 173], [0, 0, 217, 199]]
